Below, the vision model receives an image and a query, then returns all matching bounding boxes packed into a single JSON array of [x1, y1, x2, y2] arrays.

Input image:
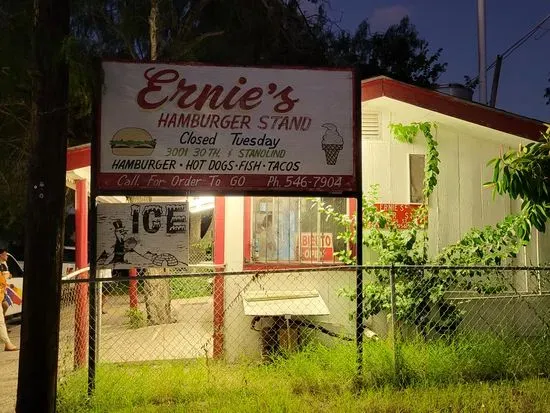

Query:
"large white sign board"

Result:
[[98, 61, 357, 195], [96, 202, 189, 269]]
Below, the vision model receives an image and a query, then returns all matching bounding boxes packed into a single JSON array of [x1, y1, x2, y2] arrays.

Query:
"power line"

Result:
[[472, 13, 550, 80], [534, 25, 550, 40]]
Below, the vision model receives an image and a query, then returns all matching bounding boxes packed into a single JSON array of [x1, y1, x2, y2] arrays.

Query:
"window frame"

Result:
[[408, 153, 426, 204], [246, 196, 351, 267]]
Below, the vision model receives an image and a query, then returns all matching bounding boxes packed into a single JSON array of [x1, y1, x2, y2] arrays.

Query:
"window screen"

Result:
[[251, 197, 347, 263]]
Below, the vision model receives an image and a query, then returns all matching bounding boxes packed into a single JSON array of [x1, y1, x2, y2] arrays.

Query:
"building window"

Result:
[[251, 197, 347, 263], [409, 154, 425, 204]]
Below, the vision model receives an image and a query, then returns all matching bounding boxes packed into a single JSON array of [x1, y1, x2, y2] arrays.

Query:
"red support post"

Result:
[[74, 179, 89, 368], [213, 196, 225, 359], [129, 268, 138, 308]]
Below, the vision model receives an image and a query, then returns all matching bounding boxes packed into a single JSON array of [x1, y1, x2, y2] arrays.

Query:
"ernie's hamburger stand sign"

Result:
[[97, 61, 359, 195]]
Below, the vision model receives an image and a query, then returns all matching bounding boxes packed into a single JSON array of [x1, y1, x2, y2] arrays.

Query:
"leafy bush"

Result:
[[315, 122, 532, 338], [125, 308, 146, 329]]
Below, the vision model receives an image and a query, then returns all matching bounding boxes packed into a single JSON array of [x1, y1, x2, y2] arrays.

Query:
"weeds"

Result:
[[57, 335, 550, 412], [125, 308, 146, 329], [170, 277, 212, 299]]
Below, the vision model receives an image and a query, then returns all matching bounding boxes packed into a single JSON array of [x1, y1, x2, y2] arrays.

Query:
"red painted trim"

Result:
[[243, 197, 252, 262], [361, 78, 384, 101], [213, 196, 225, 359], [74, 179, 89, 368], [67, 144, 91, 171], [75, 180, 88, 270], [361, 77, 546, 142], [348, 198, 357, 219], [214, 197, 225, 265]]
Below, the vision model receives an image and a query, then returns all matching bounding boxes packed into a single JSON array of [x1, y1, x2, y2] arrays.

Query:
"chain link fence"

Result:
[[57, 265, 550, 407]]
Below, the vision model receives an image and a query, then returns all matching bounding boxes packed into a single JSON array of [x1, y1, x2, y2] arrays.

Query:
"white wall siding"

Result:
[[367, 108, 541, 260], [431, 126, 461, 251], [455, 133, 484, 236], [539, 231, 550, 265], [362, 110, 392, 201]]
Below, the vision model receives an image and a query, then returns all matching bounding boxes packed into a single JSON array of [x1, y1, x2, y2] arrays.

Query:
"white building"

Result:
[[67, 76, 549, 361]]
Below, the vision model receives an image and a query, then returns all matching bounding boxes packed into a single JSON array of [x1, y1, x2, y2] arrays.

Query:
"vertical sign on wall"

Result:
[[96, 202, 189, 269]]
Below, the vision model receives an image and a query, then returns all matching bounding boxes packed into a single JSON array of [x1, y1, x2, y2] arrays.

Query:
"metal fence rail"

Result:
[[57, 265, 550, 406]]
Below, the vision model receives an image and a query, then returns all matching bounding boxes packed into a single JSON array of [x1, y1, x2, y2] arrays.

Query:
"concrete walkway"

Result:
[[98, 295, 214, 363], [0, 321, 20, 413], [0, 295, 214, 413]]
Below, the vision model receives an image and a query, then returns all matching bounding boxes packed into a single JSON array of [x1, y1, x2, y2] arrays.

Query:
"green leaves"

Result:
[[485, 126, 550, 237], [389, 123, 420, 143], [390, 122, 440, 200], [421, 123, 439, 199], [435, 214, 529, 266]]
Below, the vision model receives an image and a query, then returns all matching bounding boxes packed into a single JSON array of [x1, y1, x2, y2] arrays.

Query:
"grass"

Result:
[[57, 335, 550, 412], [104, 277, 212, 300], [169, 277, 212, 299]]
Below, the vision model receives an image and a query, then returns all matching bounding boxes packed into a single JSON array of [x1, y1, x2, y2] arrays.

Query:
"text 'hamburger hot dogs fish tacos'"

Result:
[[110, 127, 157, 156]]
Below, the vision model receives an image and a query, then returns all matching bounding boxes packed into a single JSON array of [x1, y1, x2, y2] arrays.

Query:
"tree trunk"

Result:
[[128, 187, 173, 325], [16, 0, 69, 410], [135, 0, 175, 326], [143, 267, 176, 325], [149, 0, 159, 60]]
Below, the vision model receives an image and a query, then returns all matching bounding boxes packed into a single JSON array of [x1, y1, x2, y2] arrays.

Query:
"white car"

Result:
[[5, 250, 76, 318]]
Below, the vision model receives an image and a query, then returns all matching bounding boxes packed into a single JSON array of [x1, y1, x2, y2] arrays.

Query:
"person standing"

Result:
[[0, 249, 18, 351]]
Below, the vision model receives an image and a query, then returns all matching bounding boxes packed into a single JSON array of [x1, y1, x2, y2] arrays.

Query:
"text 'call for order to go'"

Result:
[[107, 173, 347, 190]]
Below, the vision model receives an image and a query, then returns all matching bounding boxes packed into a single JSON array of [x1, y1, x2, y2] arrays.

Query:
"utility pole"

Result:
[[477, 0, 487, 104], [489, 55, 503, 107], [16, 0, 70, 410]]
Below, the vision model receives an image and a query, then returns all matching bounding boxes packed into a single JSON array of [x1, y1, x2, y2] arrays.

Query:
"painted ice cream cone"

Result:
[[322, 143, 344, 165], [321, 123, 344, 165]]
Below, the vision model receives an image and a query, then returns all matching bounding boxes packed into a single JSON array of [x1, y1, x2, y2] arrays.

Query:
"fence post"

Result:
[[355, 193, 364, 378], [389, 264, 400, 382], [88, 90, 99, 396], [356, 265, 364, 377], [88, 271, 97, 396]]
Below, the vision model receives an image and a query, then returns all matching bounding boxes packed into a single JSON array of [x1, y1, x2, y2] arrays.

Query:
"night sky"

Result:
[[326, 0, 550, 122]]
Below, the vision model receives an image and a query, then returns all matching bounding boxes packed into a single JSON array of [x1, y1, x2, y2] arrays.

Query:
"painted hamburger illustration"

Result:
[[321, 123, 344, 165], [110, 127, 156, 156]]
